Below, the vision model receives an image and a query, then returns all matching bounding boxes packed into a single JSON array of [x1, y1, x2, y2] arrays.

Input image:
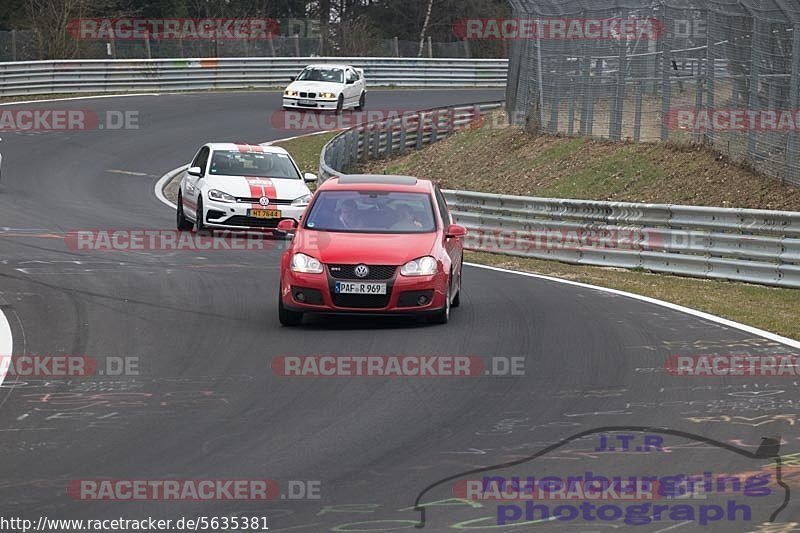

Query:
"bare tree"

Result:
[[417, 0, 434, 57]]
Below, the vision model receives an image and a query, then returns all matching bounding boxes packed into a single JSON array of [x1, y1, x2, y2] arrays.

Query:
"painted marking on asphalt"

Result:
[[0, 304, 12, 388], [106, 169, 151, 176], [0, 93, 160, 107]]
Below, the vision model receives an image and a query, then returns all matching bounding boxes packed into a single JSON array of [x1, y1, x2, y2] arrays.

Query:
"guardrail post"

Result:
[[386, 122, 395, 158], [399, 117, 408, 153], [372, 123, 381, 159], [416, 112, 425, 149], [361, 127, 370, 162], [431, 111, 439, 143]]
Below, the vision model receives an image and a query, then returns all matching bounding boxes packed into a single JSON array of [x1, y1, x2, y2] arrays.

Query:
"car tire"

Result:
[[278, 286, 303, 326], [430, 283, 451, 324], [355, 92, 365, 110], [335, 95, 344, 114], [194, 197, 206, 232], [176, 192, 193, 231], [451, 262, 462, 308]]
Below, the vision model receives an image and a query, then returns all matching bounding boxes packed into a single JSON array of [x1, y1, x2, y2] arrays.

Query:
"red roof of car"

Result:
[[318, 175, 434, 193]]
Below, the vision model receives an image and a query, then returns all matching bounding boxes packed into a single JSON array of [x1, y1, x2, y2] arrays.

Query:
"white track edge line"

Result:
[[0, 308, 12, 387], [0, 93, 160, 107], [466, 262, 800, 348]]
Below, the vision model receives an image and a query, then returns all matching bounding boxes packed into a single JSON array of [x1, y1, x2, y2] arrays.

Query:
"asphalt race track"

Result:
[[0, 89, 799, 532]]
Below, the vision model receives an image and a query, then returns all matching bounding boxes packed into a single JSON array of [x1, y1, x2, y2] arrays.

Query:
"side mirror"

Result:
[[445, 224, 467, 239], [346, 79, 355, 85], [187, 166, 203, 177], [289, 76, 296, 82], [303, 173, 318, 183], [277, 219, 298, 232]]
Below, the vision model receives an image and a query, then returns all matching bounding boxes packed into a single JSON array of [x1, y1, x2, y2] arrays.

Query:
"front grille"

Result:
[[299, 92, 317, 98], [235, 197, 293, 205], [331, 294, 391, 309], [327, 265, 397, 280], [222, 216, 282, 229]]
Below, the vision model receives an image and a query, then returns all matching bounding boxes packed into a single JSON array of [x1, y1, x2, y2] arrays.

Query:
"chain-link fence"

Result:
[[0, 30, 480, 62], [506, 0, 800, 187]]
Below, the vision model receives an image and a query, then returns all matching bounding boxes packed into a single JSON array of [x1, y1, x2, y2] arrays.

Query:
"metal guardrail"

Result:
[[319, 100, 800, 289], [319, 101, 504, 181], [0, 57, 508, 97]]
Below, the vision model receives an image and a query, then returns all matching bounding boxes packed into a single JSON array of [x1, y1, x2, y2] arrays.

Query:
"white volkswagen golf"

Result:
[[176, 143, 317, 232], [282, 64, 366, 113]]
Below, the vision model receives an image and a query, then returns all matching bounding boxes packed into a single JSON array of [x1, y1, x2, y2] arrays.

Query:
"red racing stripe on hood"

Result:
[[245, 177, 278, 208]]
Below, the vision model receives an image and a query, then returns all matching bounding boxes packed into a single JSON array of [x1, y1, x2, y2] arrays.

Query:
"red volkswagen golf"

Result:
[[277, 175, 467, 326]]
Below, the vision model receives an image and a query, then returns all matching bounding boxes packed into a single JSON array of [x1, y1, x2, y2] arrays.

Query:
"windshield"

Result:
[[304, 191, 436, 233], [208, 151, 300, 179], [296, 67, 344, 84]]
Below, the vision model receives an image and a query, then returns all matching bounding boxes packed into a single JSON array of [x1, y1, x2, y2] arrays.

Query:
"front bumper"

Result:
[[202, 201, 307, 230], [282, 97, 339, 111], [280, 266, 449, 315]]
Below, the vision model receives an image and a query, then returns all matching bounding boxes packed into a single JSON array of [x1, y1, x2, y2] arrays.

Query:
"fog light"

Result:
[[295, 292, 306, 302], [417, 295, 428, 305]]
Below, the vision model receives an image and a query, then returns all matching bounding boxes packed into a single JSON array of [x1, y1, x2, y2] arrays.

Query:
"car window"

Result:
[[208, 151, 301, 179], [304, 191, 437, 233], [192, 147, 210, 172], [434, 186, 451, 225], [297, 67, 344, 84], [346, 70, 357, 83]]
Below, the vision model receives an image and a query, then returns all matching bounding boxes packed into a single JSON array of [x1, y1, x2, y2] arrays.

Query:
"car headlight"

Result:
[[285, 90, 298, 97], [291, 194, 312, 206], [319, 92, 337, 99], [208, 189, 236, 203], [400, 256, 438, 276], [291, 253, 323, 274]]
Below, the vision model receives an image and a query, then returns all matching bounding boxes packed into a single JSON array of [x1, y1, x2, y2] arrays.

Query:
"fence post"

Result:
[[11, 29, 17, 61], [144, 30, 152, 60], [661, 44, 671, 141], [610, 19, 627, 141], [634, 80, 643, 142], [268, 33, 276, 57], [568, 78, 576, 136], [788, 23, 800, 185], [393, 37, 400, 57], [705, 16, 715, 148], [293, 34, 300, 56], [747, 18, 762, 166], [427, 36, 433, 58]]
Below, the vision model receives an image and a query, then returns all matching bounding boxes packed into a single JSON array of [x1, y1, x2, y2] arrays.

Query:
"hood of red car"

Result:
[[296, 230, 439, 266]]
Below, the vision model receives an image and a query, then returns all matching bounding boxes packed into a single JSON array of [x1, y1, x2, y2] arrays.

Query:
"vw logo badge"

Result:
[[354, 264, 370, 278], [259, 197, 270, 207]]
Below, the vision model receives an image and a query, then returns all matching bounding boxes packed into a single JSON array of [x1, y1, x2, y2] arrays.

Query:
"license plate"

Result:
[[248, 209, 281, 219], [335, 282, 387, 295], [299, 99, 316, 106]]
